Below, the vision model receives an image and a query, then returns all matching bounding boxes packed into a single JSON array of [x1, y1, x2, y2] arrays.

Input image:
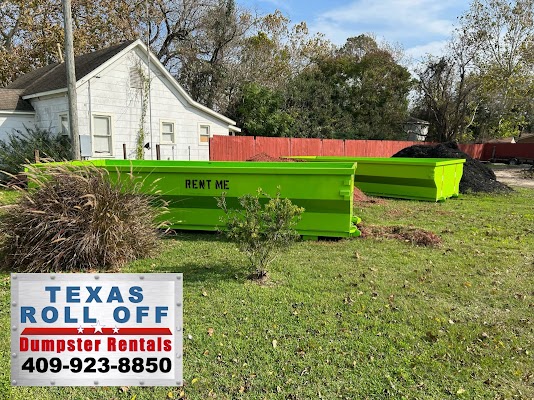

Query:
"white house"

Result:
[[0, 40, 240, 160]]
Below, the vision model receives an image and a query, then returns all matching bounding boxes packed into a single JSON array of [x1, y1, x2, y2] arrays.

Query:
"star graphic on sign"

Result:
[[112, 326, 120, 334], [77, 326, 84, 334], [92, 320, 105, 334]]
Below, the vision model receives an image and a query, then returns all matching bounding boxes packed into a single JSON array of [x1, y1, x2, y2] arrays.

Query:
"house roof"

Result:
[[405, 116, 430, 125], [2, 39, 239, 130], [0, 89, 34, 112], [5, 41, 134, 97]]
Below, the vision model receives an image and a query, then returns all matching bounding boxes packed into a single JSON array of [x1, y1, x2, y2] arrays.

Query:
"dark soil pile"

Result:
[[360, 224, 442, 247], [392, 142, 511, 194], [247, 153, 296, 162]]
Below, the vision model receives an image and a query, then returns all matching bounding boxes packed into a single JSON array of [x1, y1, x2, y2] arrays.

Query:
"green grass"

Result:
[[1, 188, 533, 399]]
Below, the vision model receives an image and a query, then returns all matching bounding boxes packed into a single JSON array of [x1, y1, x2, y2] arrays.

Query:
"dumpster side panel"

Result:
[[288, 156, 465, 201], [98, 160, 359, 238]]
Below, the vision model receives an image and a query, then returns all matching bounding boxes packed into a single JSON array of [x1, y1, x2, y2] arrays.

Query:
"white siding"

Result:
[[76, 48, 230, 160], [0, 113, 36, 142], [30, 95, 69, 134]]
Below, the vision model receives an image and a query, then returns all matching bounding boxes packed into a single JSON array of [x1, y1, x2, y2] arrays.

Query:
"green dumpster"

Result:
[[39, 160, 361, 239], [288, 156, 465, 201]]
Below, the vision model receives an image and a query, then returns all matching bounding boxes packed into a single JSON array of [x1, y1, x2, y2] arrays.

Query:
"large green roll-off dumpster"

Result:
[[288, 156, 465, 202], [39, 160, 360, 239]]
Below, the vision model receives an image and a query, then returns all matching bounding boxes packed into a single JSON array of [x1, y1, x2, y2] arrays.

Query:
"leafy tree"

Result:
[[235, 83, 293, 137], [286, 36, 412, 139], [285, 63, 353, 138], [414, 0, 533, 142], [414, 52, 480, 142], [460, 0, 534, 138]]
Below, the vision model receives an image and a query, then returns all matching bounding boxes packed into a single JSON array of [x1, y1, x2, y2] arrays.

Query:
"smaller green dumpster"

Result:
[[37, 160, 361, 239], [288, 156, 465, 202]]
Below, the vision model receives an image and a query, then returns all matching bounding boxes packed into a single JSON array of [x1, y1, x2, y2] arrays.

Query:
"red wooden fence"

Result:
[[210, 136, 534, 161]]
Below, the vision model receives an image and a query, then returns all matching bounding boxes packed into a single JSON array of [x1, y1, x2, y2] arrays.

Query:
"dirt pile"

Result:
[[246, 153, 296, 162], [392, 142, 511, 194], [359, 225, 442, 247], [353, 187, 386, 204], [353, 187, 370, 202]]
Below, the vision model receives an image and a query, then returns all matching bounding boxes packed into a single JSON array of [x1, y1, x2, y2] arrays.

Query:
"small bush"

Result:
[[0, 126, 71, 181], [0, 163, 166, 272], [217, 188, 304, 280]]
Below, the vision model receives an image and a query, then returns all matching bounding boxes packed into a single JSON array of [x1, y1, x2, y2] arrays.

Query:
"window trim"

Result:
[[91, 114, 114, 156], [198, 123, 211, 146], [58, 113, 69, 137], [160, 120, 176, 144]]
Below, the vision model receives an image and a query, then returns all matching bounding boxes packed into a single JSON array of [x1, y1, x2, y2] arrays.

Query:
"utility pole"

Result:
[[62, 0, 81, 160]]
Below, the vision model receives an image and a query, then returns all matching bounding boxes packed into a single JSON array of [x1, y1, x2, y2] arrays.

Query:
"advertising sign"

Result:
[[11, 273, 182, 386]]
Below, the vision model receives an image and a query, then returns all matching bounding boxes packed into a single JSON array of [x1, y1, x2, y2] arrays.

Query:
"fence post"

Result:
[[156, 144, 161, 160], [34, 150, 40, 163]]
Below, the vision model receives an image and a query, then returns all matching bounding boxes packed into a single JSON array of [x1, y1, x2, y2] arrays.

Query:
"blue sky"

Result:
[[239, 0, 471, 63]]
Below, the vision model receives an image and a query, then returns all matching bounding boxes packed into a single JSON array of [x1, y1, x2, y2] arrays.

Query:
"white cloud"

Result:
[[404, 40, 449, 75], [406, 40, 449, 62], [308, 0, 465, 50]]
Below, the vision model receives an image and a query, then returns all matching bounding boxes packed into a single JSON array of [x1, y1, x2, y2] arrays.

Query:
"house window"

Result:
[[59, 114, 69, 136], [199, 124, 210, 144], [93, 115, 112, 155], [161, 121, 175, 143]]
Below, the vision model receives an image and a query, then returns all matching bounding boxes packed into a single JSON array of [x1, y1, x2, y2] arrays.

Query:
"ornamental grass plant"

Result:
[[0, 162, 166, 272]]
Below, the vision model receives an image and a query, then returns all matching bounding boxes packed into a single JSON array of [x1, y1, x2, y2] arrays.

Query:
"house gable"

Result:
[[1, 40, 238, 160]]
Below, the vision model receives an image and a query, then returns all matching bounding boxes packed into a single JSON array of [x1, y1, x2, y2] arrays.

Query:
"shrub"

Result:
[[0, 162, 166, 272], [217, 188, 304, 280], [0, 126, 71, 181]]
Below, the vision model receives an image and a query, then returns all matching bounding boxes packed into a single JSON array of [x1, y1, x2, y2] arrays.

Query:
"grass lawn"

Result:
[[1, 188, 533, 399]]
